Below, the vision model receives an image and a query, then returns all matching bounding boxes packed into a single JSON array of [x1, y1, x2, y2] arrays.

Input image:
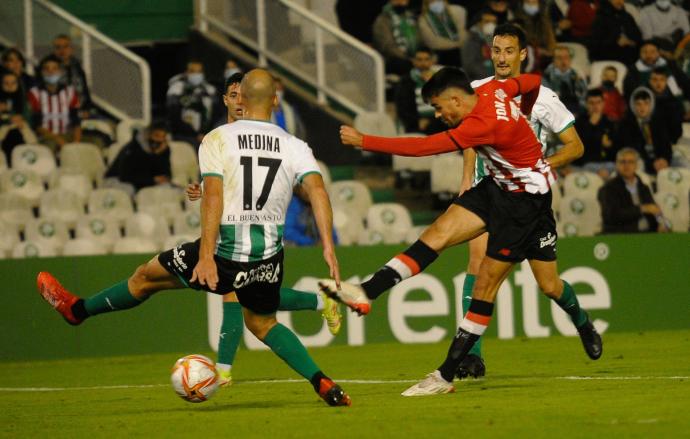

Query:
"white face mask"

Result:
[[187, 72, 204, 86], [224, 68, 241, 79], [482, 22, 496, 36], [656, 0, 671, 9], [429, 1, 445, 14], [523, 3, 539, 16]]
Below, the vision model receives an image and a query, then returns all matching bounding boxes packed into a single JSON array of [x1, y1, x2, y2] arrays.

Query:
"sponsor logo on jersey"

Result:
[[539, 232, 556, 248]]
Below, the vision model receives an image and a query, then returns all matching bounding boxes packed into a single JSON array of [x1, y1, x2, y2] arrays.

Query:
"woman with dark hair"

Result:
[[0, 71, 37, 162], [1, 48, 35, 92]]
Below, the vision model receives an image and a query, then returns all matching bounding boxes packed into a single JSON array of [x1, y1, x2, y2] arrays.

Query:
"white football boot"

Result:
[[401, 371, 455, 397], [318, 280, 371, 316]]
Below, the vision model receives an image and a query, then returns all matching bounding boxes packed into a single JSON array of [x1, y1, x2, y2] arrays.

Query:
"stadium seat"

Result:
[[173, 210, 201, 236], [11, 144, 57, 181], [655, 191, 690, 233], [656, 167, 690, 199], [39, 190, 84, 228], [25, 218, 70, 252], [559, 42, 590, 78], [169, 140, 200, 187], [112, 237, 159, 254], [60, 142, 105, 185], [11, 240, 58, 259], [48, 170, 92, 205], [562, 171, 604, 198], [62, 239, 108, 256], [81, 119, 115, 141], [163, 234, 197, 250], [184, 196, 200, 213], [589, 61, 627, 93], [674, 143, 690, 164], [392, 133, 433, 173], [405, 225, 428, 244], [316, 160, 331, 190], [0, 168, 44, 207], [75, 215, 122, 251], [135, 185, 184, 224], [353, 111, 397, 137], [365, 203, 413, 244], [431, 152, 463, 194], [332, 207, 365, 246], [115, 118, 144, 144], [559, 195, 602, 237], [329, 180, 373, 220], [88, 188, 134, 225], [124, 212, 171, 246], [0, 220, 20, 255], [357, 228, 386, 246], [0, 193, 34, 230], [0, 151, 7, 173]]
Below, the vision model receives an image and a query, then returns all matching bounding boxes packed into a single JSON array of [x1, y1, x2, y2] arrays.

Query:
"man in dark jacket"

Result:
[[589, 0, 642, 65], [573, 88, 619, 178], [617, 87, 672, 174], [623, 39, 690, 100], [598, 147, 669, 233], [105, 122, 171, 192]]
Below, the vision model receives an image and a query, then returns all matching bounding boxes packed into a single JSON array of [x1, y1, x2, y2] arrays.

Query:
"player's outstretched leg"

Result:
[[244, 309, 351, 406], [37, 258, 181, 325]]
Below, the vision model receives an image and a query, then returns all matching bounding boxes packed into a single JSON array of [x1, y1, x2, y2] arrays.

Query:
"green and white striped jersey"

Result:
[[198, 120, 321, 262]]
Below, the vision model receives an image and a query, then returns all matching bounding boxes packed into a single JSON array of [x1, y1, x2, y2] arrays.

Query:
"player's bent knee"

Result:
[[129, 262, 167, 298], [538, 278, 562, 298], [244, 315, 277, 341]]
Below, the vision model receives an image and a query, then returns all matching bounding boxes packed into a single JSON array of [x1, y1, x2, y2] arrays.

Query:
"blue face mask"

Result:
[[429, 1, 445, 14], [523, 3, 539, 16], [187, 73, 204, 86], [43, 73, 62, 85]]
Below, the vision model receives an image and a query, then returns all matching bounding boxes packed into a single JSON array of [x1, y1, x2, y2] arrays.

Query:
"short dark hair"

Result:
[[421, 67, 474, 102], [640, 39, 659, 50], [632, 89, 652, 101], [39, 54, 62, 71], [650, 67, 668, 77], [586, 88, 604, 99], [224, 72, 244, 93], [493, 23, 527, 50], [1, 48, 26, 67], [415, 46, 434, 56], [148, 120, 168, 134]]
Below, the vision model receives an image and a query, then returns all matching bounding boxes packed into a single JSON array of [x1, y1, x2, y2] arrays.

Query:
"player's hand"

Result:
[[323, 247, 341, 289], [191, 257, 219, 291], [186, 183, 202, 201], [340, 125, 364, 148]]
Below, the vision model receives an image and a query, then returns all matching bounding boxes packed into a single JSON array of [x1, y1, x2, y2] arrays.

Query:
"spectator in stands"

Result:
[[598, 147, 670, 233], [417, 0, 466, 67], [28, 55, 81, 151], [395, 46, 444, 133], [372, 0, 421, 75], [618, 87, 672, 174], [472, 0, 513, 26], [599, 65, 627, 122], [573, 88, 619, 179], [462, 11, 497, 80], [166, 59, 216, 145], [639, 0, 689, 50], [542, 45, 588, 115], [104, 122, 171, 195], [284, 187, 339, 247], [648, 67, 684, 144], [270, 76, 306, 139], [1, 48, 35, 92], [336, 0, 388, 45], [513, 0, 557, 71], [623, 40, 690, 100], [52, 34, 91, 114], [548, 0, 572, 42], [589, 0, 642, 65], [566, 0, 597, 46], [0, 71, 37, 163], [223, 59, 242, 81]]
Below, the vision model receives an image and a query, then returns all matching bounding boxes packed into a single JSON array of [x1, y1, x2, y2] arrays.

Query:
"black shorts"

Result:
[[158, 239, 284, 315], [454, 178, 557, 262]]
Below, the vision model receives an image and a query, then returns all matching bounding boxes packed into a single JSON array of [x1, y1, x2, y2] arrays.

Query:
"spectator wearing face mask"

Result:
[[104, 122, 171, 195], [513, 0, 557, 71], [462, 11, 498, 80], [639, 0, 689, 50], [373, 0, 421, 75], [166, 59, 217, 145], [417, 0, 467, 67], [52, 34, 91, 115], [270, 76, 306, 139], [0, 71, 37, 162], [27, 55, 81, 151]]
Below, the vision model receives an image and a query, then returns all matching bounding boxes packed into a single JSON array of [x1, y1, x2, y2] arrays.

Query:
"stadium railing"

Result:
[[195, 0, 386, 116], [0, 0, 151, 125]]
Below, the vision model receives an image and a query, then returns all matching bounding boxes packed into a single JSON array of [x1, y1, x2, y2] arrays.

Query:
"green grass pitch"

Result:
[[1, 330, 689, 439]]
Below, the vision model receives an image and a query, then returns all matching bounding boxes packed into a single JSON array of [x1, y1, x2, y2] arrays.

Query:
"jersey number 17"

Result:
[[240, 156, 282, 211]]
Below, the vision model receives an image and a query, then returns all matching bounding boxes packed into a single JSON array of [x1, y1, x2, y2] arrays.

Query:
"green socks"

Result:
[[83, 280, 145, 316], [263, 323, 320, 380], [463, 274, 482, 357], [217, 302, 243, 367], [555, 280, 589, 328], [278, 288, 319, 311]]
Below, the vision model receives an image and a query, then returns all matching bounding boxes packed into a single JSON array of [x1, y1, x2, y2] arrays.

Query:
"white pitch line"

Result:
[[0, 376, 687, 392]]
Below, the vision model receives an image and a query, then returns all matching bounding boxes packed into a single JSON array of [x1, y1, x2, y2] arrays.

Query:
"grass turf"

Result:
[[1, 329, 689, 439]]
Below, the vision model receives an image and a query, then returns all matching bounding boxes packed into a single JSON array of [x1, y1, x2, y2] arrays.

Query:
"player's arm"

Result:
[[502, 74, 542, 115], [545, 125, 584, 169], [191, 175, 222, 291], [340, 125, 459, 156], [301, 173, 341, 287], [459, 149, 475, 195]]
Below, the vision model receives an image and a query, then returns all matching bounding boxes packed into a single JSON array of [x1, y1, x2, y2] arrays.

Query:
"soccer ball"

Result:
[[170, 354, 220, 403]]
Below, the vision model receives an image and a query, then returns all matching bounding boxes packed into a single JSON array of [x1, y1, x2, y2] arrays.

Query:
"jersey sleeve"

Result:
[[293, 139, 321, 184], [362, 132, 460, 156], [501, 74, 541, 114], [198, 131, 224, 179], [446, 116, 494, 149], [532, 86, 575, 134]]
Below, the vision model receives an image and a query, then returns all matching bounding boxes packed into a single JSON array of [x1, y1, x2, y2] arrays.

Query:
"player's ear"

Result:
[[519, 47, 527, 62], [222, 94, 228, 107]]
